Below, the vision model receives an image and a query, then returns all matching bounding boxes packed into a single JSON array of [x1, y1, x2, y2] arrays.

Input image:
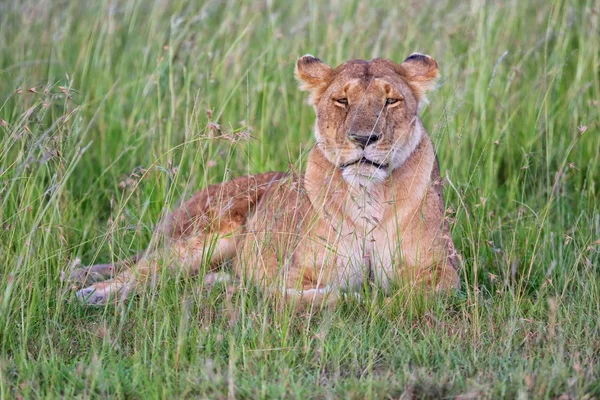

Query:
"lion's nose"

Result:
[[348, 132, 381, 148]]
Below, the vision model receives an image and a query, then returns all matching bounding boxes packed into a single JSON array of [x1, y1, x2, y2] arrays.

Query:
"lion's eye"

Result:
[[334, 98, 348, 106], [385, 98, 401, 105]]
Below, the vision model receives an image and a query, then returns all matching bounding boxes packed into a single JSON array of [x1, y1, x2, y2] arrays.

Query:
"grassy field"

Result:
[[1, 0, 599, 398]]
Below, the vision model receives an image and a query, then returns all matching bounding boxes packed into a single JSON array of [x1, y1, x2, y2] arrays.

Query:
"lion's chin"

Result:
[[341, 164, 389, 187]]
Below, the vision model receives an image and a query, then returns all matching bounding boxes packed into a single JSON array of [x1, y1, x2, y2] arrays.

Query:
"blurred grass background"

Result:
[[0, 0, 599, 398]]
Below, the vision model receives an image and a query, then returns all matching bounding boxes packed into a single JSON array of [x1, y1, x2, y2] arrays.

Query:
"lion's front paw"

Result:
[[75, 280, 134, 306], [76, 285, 110, 306]]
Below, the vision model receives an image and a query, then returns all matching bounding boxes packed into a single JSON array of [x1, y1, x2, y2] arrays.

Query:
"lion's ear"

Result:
[[397, 53, 440, 104], [295, 55, 333, 94]]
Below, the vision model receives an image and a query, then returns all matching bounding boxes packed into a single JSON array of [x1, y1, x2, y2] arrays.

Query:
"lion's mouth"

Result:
[[341, 157, 389, 170]]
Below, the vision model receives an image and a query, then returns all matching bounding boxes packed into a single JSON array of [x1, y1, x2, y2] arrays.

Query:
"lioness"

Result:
[[71, 53, 459, 306]]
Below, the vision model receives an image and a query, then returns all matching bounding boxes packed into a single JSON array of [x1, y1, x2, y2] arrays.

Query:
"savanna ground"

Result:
[[0, 0, 599, 398]]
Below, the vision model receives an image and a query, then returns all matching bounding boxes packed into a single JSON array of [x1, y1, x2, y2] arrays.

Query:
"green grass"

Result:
[[1, 0, 599, 398]]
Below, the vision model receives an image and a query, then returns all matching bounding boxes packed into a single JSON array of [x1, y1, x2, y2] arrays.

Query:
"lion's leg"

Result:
[[75, 233, 240, 305], [75, 262, 143, 306], [67, 253, 141, 287]]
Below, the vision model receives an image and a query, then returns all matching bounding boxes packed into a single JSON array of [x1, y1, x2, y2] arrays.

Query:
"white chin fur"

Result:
[[342, 165, 388, 187]]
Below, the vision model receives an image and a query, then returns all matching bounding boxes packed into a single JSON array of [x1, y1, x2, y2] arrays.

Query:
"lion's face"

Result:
[[296, 55, 439, 184]]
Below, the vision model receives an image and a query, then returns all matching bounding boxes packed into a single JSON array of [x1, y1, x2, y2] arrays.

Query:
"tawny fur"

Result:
[[71, 54, 459, 306]]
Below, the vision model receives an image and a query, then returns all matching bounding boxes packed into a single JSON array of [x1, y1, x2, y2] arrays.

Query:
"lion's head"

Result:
[[295, 54, 439, 185]]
